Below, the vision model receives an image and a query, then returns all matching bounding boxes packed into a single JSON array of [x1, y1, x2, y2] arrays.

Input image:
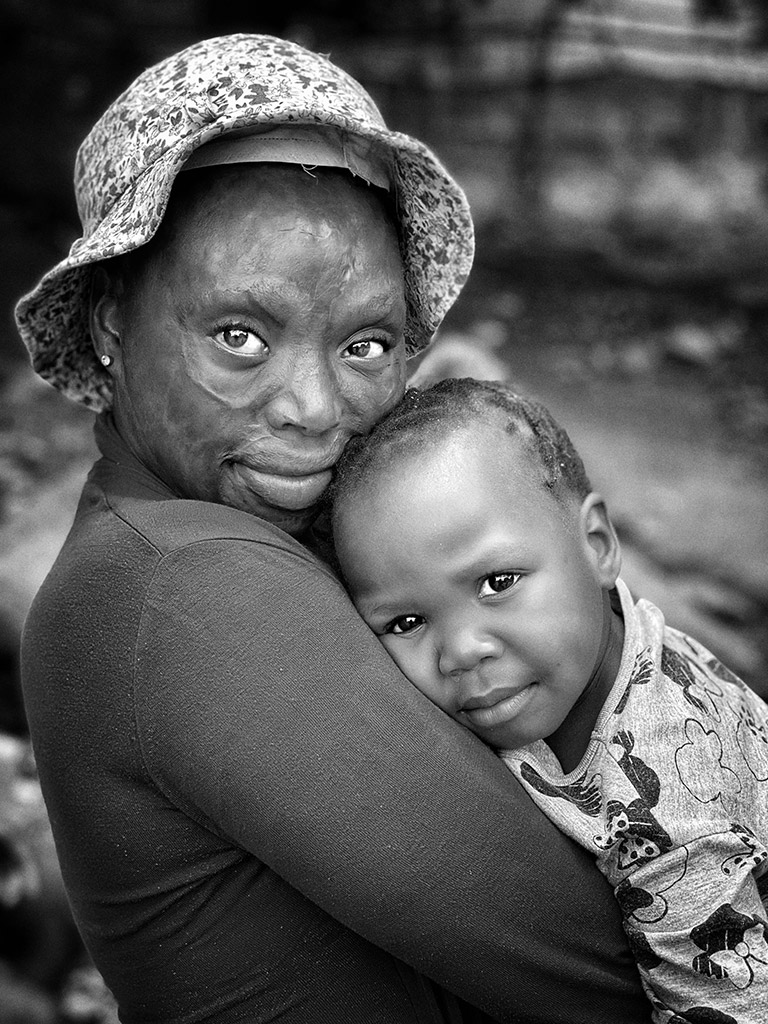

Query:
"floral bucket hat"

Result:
[[15, 33, 475, 411]]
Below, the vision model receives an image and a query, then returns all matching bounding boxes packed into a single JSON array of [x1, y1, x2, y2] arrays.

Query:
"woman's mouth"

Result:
[[228, 463, 333, 511], [460, 685, 535, 730]]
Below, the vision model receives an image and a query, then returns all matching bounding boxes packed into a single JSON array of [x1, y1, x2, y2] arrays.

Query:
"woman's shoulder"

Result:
[[79, 461, 323, 566], [119, 493, 303, 556], [82, 437, 324, 568], [52, 479, 341, 626], [136, 496, 340, 586]]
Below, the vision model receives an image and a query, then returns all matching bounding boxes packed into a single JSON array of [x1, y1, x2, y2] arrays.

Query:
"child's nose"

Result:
[[437, 625, 503, 677]]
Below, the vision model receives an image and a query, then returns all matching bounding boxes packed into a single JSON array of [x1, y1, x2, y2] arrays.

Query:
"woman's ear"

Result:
[[580, 492, 621, 588], [89, 266, 123, 376]]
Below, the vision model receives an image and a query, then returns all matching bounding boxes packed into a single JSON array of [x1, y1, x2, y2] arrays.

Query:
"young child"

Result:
[[330, 377, 768, 1024]]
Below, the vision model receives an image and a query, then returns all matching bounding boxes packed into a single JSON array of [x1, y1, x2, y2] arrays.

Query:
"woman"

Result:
[[15, 34, 648, 1024]]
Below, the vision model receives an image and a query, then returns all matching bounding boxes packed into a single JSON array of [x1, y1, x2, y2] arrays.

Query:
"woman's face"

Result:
[[96, 165, 408, 536]]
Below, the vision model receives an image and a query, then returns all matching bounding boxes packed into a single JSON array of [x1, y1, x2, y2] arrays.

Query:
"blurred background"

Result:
[[1, 1, 768, 1020]]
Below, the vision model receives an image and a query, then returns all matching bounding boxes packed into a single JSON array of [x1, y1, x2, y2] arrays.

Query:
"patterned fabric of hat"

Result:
[[14, 33, 474, 411]]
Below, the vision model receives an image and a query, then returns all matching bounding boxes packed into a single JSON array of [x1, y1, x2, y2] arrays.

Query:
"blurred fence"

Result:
[[331, 0, 768, 297]]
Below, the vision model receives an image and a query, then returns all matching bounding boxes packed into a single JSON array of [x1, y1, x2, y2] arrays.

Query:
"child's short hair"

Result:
[[331, 378, 592, 521]]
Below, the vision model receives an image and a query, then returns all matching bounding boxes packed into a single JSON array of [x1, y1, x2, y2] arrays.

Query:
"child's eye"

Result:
[[479, 572, 521, 597], [385, 614, 425, 636]]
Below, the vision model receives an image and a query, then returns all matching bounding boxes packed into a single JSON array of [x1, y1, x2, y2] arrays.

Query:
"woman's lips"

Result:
[[460, 686, 534, 729], [231, 463, 333, 511]]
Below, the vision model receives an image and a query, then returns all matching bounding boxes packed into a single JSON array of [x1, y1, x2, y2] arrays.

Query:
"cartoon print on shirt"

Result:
[[522, 727, 674, 869], [614, 647, 655, 715], [667, 1007, 737, 1023], [674, 718, 742, 811], [719, 823, 768, 880], [731, 701, 768, 783], [690, 649, 768, 783], [610, 729, 660, 805], [662, 643, 725, 722], [593, 730, 673, 870], [518, 762, 602, 816], [595, 795, 673, 870], [621, 914, 662, 974], [690, 903, 768, 991], [615, 847, 689, 926]]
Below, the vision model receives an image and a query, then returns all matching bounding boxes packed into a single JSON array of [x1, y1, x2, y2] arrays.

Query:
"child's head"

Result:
[[331, 378, 623, 762]]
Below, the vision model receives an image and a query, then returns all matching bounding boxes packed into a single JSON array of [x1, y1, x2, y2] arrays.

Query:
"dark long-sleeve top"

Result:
[[21, 414, 649, 1024]]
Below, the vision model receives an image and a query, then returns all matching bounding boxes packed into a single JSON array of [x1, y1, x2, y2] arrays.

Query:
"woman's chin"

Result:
[[218, 470, 322, 535]]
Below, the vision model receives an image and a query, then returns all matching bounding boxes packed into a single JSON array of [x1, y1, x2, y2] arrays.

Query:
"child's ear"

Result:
[[579, 492, 621, 588]]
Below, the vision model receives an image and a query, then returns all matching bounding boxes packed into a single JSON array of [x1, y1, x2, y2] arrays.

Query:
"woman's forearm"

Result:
[[138, 538, 648, 1022]]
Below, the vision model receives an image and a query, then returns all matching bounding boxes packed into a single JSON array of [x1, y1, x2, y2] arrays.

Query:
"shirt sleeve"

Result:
[[135, 537, 649, 1024], [608, 829, 768, 1023]]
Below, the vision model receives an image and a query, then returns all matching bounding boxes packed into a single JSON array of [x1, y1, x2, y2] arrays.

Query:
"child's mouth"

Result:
[[460, 684, 535, 729]]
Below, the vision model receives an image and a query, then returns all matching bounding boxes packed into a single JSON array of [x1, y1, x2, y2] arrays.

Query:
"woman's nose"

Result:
[[437, 624, 503, 677], [264, 348, 343, 436]]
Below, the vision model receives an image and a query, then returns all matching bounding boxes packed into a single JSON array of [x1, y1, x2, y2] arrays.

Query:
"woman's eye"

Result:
[[213, 326, 268, 357], [479, 572, 521, 597], [385, 614, 425, 636], [344, 338, 387, 360]]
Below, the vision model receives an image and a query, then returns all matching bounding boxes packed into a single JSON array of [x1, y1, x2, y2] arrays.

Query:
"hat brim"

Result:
[[15, 36, 474, 411]]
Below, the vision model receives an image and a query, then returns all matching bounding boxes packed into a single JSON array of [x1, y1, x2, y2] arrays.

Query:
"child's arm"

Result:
[[610, 828, 768, 1023], [505, 682, 768, 1024]]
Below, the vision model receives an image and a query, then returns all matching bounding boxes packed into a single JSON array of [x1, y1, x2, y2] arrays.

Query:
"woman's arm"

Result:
[[137, 537, 648, 1024]]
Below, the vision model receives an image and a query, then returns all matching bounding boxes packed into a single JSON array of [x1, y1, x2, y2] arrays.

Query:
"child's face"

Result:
[[334, 422, 622, 754]]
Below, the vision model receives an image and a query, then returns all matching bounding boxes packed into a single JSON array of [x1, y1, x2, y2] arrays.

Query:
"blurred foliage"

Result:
[[0, 732, 117, 1023]]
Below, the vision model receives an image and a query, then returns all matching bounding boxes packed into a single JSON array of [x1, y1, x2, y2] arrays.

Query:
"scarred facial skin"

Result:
[[91, 164, 407, 537], [334, 423, 625, 772]]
